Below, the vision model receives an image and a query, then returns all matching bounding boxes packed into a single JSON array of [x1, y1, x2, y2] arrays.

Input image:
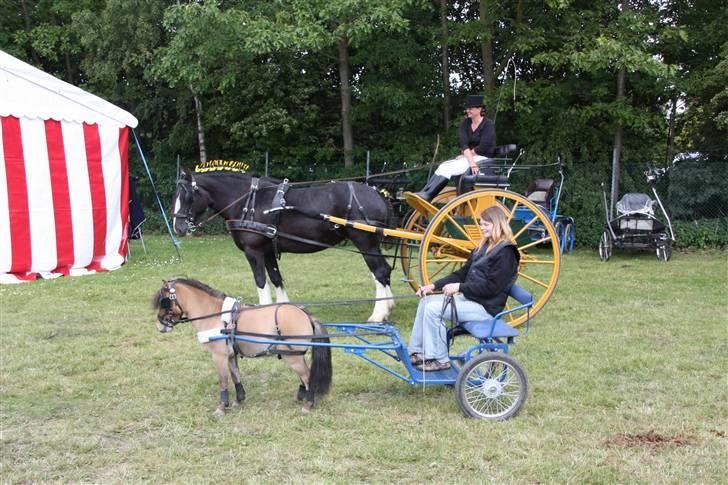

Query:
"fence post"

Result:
[[265, 152, 269, 177]]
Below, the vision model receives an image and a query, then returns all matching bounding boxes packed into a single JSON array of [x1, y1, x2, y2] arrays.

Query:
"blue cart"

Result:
[[219, 285, 534, 421]]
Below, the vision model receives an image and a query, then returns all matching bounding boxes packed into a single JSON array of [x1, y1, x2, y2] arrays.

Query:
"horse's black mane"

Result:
[[151, 278, 226, 309], [196, 170, 282, 185]]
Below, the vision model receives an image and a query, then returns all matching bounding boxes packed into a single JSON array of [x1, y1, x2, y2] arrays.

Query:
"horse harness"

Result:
[[157, 281, 311, 358], [225, 178, 377, 257]]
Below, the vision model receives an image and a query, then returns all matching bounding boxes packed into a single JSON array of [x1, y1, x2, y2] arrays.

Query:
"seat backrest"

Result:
[[509, 284, 533, 306]]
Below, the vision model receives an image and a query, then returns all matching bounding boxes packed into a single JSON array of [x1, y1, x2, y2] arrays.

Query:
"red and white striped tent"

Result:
[[0, 50, 138, 283]]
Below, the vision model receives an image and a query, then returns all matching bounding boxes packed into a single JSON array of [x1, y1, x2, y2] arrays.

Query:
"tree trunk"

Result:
[[337, 35, 354, 167], [193, 95, 207, 164], [666, 94, 677, 164], [440, 0, 451, 130], [479, 0, 495, 96], [610, 66, 625, 219], [20, 0, 40, 65]]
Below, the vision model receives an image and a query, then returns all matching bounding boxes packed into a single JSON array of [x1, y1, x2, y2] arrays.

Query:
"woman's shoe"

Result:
[[409, 353, 424, 365], [415, 359, 451, 372]]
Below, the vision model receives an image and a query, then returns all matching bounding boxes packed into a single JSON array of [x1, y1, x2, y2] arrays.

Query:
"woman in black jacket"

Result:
[[408, 206, 520, 371], [412, 94, 496, 201]]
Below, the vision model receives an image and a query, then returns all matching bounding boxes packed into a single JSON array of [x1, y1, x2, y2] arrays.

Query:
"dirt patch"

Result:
[[605, 430, 692, 449]]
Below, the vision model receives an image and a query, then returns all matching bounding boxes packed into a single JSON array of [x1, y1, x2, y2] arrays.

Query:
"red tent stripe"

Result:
[[117, 127, 130, 257], [82, 123, 107, 262], [45, 120, 75, 271], [1, 116, 32, 273]]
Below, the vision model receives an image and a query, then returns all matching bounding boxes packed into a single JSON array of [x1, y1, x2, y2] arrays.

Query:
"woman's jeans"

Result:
[[409, 294, 492, 363]]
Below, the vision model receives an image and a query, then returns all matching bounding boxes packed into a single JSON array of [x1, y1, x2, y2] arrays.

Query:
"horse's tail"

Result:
[[309, 319, 332, 397]]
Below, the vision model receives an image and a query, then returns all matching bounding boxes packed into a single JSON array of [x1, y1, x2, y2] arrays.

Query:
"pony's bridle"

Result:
[[174, 177, 199, 234], [157, 282, 187, 328]]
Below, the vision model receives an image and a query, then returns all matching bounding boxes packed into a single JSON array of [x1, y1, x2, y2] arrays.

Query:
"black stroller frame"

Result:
[[599, 167, 676, 262]]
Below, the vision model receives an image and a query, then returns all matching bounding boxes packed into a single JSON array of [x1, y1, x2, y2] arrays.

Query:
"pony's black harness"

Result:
[[156, 281, 313, 358]]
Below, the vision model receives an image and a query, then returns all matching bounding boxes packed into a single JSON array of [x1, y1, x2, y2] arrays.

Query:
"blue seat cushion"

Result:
[[461, 319, 520, 339]]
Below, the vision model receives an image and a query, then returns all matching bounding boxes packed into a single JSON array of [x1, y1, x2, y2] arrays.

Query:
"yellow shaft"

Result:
[[322, 215, 424, 241]]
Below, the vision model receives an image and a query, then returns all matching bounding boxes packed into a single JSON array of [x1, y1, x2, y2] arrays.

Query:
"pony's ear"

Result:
[[179, 166, 191, 179]]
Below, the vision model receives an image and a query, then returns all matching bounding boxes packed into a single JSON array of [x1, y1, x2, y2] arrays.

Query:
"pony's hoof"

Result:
[[231, 400, 241, 408], [213, 406, 226, 417], [301, 402, 313, 413]]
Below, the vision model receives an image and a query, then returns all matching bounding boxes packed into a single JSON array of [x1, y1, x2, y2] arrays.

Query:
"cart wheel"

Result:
[[563, 222, 574, 254], [455, 352, 528, 420], [598, 231, 612, 261], [419, 190, 561, 327], [553, 220, 564, 252], [400, 188, 457, 290], [656, 239, 672, 262]]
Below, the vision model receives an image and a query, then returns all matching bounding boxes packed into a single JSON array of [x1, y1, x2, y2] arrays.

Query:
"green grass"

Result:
[[1, 236, 726, 483]]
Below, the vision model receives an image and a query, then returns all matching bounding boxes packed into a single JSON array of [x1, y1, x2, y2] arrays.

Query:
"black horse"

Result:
[[172, 168, 396, 322]]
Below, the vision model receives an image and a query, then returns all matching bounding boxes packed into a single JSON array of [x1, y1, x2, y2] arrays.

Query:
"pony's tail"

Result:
[[309, 320, 332, 398]]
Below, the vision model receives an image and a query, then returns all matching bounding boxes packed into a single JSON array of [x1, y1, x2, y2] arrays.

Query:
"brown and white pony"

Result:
[[152, 278, 332, 415]]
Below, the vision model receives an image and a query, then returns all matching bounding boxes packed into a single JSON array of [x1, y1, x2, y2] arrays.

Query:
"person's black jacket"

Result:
[[458, 117, 496, 158], [433, 241, 519, 316]]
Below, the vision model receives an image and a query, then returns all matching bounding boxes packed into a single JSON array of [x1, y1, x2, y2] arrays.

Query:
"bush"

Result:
[[673, 218, 728, 249]]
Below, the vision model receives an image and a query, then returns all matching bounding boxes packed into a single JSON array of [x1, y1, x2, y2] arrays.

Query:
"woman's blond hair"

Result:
[[479, 206, 514, 252]]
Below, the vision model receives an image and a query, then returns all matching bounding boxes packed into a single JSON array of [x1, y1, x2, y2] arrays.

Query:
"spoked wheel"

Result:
[[418, 190, 561, 327], [455, 352, 528, 420], [598, 231, 612, 262], [563, 222, 574, 254], [400, 188, 457, 291], [656, 239, 672, 262]]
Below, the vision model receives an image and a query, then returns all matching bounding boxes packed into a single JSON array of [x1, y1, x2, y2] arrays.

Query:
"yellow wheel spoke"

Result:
[[507, 201, 520, 222], [517, 271, 549, 289], [512, 215, 540, 240], [518, 237, 551, 252]]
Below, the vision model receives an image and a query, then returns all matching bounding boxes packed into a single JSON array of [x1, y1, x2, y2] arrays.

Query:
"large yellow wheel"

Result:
[[399, 188, 457, 290], [418, 189, 561, 327]]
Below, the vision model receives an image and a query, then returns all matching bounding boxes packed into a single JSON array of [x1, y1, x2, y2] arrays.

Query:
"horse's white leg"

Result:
[[274, 285, 289, 303], [367, 274, 391, 322], [257, 282, 273, 305], [385, 285, 395, 312], [172, 194, 181, 234]]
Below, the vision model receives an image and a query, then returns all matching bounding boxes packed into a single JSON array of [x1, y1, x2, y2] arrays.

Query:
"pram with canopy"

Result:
[[599, 167, 675, 262]]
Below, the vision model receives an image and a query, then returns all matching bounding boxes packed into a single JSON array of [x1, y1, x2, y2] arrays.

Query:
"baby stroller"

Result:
[[599, 166, 675, 262]]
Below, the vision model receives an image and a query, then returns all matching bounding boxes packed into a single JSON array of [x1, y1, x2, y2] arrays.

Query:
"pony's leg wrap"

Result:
[[220, 389, 230, 408], [235, 382, 246, 403], [297, 383, 307, 401]]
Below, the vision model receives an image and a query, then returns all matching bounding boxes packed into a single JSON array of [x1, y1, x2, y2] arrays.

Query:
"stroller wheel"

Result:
[[598, 231, 612, 261], [656, 239, 672, 262]]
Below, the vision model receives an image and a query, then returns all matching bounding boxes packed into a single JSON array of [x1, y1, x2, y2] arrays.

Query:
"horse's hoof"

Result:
[[231, 400, 241, 408], [301, 402, 313, 413], [213, 406, 225, 417], [367, 312, 387, 323]]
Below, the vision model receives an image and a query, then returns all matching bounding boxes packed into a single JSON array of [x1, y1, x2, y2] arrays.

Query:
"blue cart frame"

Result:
[[211, 285, 534, 420]]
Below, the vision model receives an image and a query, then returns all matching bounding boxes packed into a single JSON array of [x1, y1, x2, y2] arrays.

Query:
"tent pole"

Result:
[[131, 129, 182, 260]]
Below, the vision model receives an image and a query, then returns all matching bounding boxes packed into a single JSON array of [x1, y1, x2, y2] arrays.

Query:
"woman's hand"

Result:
[[464, 148, 479, 175], [442, 282, 460, 296], [416, 283, 435, 298]]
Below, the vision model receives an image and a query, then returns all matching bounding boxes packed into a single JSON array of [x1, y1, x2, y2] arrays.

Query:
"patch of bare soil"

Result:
[[605, 430, 692, 449]]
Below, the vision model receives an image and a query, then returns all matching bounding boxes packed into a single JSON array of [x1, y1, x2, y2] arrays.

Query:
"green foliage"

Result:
[[673, 219, 728, 249]]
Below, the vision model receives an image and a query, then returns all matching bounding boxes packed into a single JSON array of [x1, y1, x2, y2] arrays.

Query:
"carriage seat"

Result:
[[526, 178, 556, 210], [448, 284, 533, 343]]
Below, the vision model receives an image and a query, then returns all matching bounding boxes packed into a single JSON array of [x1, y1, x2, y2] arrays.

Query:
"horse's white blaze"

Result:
[[257, 282, 272, 305], [368, 274, 391, 322], [172, 195, 181, 233], [275, 285, 289, 303]]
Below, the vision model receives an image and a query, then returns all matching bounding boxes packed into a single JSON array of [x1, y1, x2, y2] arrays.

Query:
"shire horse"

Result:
[[173, 167, 395, 321], [152, 278, 332, 415]]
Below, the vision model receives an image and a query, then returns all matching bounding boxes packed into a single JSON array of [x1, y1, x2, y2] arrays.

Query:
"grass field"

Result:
[[1, 235, 726, 483]]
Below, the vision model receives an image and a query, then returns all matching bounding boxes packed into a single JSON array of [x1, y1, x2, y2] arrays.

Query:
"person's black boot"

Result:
[[415, 175, 449, 202]]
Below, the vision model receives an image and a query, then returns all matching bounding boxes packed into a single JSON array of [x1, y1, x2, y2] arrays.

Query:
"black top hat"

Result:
[[464, 95, 485, 108]]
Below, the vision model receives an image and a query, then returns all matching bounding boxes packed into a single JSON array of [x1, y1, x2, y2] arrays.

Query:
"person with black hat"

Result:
[[413, 94, 496, 201]]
